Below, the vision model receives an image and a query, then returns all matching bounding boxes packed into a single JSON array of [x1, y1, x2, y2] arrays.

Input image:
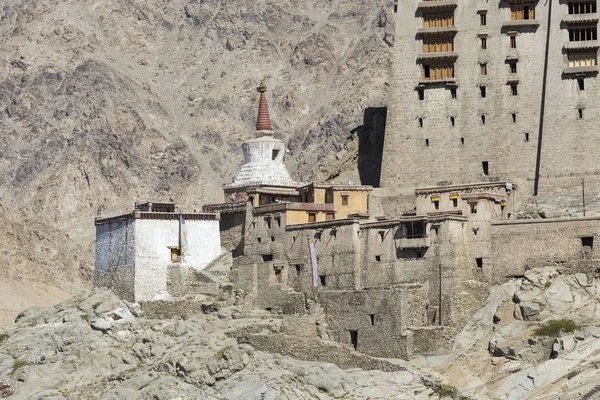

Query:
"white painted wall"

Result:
[[133, 218, 221, 301]]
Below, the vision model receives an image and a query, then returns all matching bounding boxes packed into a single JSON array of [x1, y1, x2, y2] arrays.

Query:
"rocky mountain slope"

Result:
[[0, 0, 394, 315], [0, 289, 435, 399]]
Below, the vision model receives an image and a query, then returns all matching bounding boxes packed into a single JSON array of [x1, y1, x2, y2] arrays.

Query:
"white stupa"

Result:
[[229, 83, 296, 188]]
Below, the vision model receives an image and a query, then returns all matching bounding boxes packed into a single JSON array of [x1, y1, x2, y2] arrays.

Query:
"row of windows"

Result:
[[423, 135, 531, 148], [569, 1, 597, 15], [416, 108, 586, 129], [569, 27, 598, 41]]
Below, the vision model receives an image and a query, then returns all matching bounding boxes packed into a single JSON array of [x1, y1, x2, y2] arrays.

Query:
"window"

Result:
[[581, 236, 594, 249], [257, 237, 262, 243], [568, 52, 597, 68], [330, 229, 337, 238], [270, 236, 275, 242], [314, 232, 321, 240], [379, 231, 385, 242], [295, 264, 302, 274], [423, 63, 454, 80], [512, 113, 517, 123], [481, 115, 486, 124], [509, 61, 517, 73], [510, 83, 518, 96], [425, 139, 430, 146], [423, 38, 454, 53], [480, 86, 487, 98], [319, 275, 327, 287], [482, 161, 489, 175], [578, 79, 585, 90], [433, 200, 440, 209], [341, 195, 349, 206], [375, 255, 382, 262], [262, 254, 273, 262], [265, 217, 271, 229], [579, 108, 584, 119], [452, 198, 458, 207], [271, 149, 280, 160], [419, 118, 424, 127], [274, 267, 282, 283], [423, 12, 455, 28], [569, 27, 597, 41], [418, 88, 424, 100], [525, 133, 530, 142], [510, 35, 517, 49], [569, 1, 597, 14], [326, 213, 334, 221], [511, 3, 535, 20], [470, 204, 478, 214], [369, 314, 376, 325], [450, 116, 455, 126], [480, 63, 488, 75], [476, 258, 483, 269], [308, 213, 317, 222], [275, 216, 281, 227], [480, 12, 487, 26], [451, 88, 457, 99], [349, 330, 358, 350], [480, 37, 487, 49], [460, 137, 465, 145]]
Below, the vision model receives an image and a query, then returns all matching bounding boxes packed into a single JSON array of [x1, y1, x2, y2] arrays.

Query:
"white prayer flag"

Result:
[[309, 237, 318, 288]]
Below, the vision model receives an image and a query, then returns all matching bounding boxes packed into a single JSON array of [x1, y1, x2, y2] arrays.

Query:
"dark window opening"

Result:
[[481, 115, 486, 124], [314, 232, 322, 240], [292, 236, 296, 244], [330, 229, 337, 238], [482, 161, 489, 175], [319, 275, 327, 287], [252, 221, 256, 229], [341, 195, 349, 206], [271, 236, 275, 242], [460, 137, 465, 145], [398, 221, 426, 239], [295, 264, 302, 274], [525, 133, 530, 142], [379, 231, 385, 242], [274, 268, 282, 283], [375, 255, 382, 262], [523, 6, 530, 19], [480, 13, 487, 26], [349, 330, 358, 350], [424, 65, 431, 79], [433, 200, 440, 210], [476, 257, 483, 269], [471, 204, 478, 214], [510, 61, 517, 73], [582, 236, 594, 249], [418, 118, 424, 128], [425, 138, 430, 146], [272, 149, 280, 160], [451, 88, 457, 99], [275, 216, 281, 227], [450, 116, 455, 126], [512, 113, 517, 123], [417, 251, 424, 259], [265, 307, 272, 312], [481, 37, 487, 49], [418, 89, 424, 100], [510, 36, 517, 48], [510, 83, 518, 96], [262, 254, 273, 262], [452, 198, 458, 207], [369, 314, 375, 325], [257, 237, 262, 243], [579, 108, 584, 119], [394, 0, 398, 13], [480, 86, 487, 98], [266, 218, 271, 229], [578, 79, 585, 90]]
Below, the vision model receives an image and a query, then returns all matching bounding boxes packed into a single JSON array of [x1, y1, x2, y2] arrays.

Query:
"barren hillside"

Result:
[[0, 0, 393, 315]]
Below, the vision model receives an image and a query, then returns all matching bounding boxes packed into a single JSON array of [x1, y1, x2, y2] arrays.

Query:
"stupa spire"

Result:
[[256, 82, 273, 133]]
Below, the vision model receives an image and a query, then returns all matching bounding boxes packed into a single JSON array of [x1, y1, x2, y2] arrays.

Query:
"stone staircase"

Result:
[[188, 250, 233, 295]]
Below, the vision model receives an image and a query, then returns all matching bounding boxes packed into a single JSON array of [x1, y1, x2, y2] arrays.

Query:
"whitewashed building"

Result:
[[94, 202, 222, 302]]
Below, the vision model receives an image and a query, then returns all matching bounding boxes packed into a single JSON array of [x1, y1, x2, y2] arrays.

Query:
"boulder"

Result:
[[90, 318, 113, 333], [520, 302, 540, 321]]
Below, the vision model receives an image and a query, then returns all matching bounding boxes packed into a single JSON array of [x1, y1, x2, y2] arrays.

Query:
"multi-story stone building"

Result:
[[381, 0, 600, 212]]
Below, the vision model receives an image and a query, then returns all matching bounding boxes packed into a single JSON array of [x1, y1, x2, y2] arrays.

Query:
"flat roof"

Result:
[[416, 181, 516, 195], [95, 211, 219, 226]]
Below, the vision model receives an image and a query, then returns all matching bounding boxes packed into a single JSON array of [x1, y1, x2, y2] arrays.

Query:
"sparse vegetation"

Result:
[[544, 281, 552, 289], [215, 346, 232, 360], [80, 314, 89, 320], [10, 360, 27, 375], [438, 383, 459, 398], [533, 319, 580, 337], [0, 334, 8, 344], [92, 302, 102, 310]]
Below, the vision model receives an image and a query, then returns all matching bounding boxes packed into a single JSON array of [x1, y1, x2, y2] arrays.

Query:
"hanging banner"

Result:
[[180, 214, 188, 257], [308, 235, 319, 288]]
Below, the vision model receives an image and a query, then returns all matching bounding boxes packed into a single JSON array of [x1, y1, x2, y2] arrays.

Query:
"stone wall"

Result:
[[380, 1, 600, 212], [491, 217, 600, 280]]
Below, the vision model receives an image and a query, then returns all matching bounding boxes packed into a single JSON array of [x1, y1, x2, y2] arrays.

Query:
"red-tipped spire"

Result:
[[256, 82, 273, 132]]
